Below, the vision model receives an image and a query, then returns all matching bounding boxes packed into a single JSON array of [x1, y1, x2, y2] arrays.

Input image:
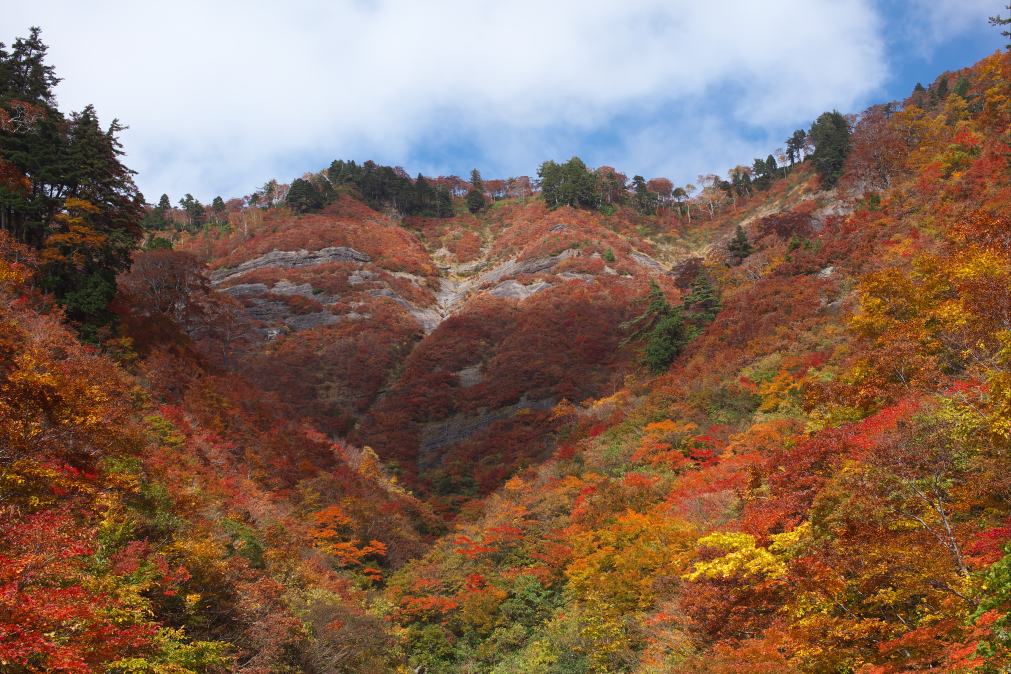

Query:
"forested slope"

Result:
[[2, 23, 1010, 674]]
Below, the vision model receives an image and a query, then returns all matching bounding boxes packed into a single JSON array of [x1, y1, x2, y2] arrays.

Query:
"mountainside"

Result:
[[2, 23, 1011, 674], [175, 187, 735, 510], [380, 51, 1011, 672]]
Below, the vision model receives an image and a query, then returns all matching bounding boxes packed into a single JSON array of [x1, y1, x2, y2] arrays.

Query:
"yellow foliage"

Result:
[[685, 523, 810, 582], [566, 510, 695, 612]]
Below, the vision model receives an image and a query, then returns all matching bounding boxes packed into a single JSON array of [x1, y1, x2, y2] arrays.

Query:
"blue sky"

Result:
[[3, 0, 1006, 202]]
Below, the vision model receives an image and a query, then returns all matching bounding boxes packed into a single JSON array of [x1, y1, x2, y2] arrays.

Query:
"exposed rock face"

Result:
[[211, 245, 448, 334], [434, 248, 580, 315], [417, 397, 557, 470], [478, 248, 580, 285], [488, 279, 552, 300], [456, 365, 484, 388], [210, 246, 371, 285], [629, 250, 666, 273]]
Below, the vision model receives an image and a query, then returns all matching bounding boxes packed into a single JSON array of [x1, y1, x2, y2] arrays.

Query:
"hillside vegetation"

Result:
[[1, 24, 1011, 674]]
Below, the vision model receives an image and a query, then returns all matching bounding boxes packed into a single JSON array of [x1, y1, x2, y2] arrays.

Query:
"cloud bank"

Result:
[[1, 0, 998, 201]]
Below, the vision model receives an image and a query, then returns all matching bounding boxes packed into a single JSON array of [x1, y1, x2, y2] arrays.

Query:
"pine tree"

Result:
[[644, 310, 689, 374], [286, 178, 323, 214], [809, 111, 851, 189], [466, 169, 486, 213], [0, 29, 144, 335], [1, 26, 60, 104], [788, 129, 807, 164], [991, 5, 1011, 48], [538, 157, 599, 210], [632, 175, 657, 214], [683, 271, 720, 325], [765, 154, 778, 178], [178, 194, 205, 230], [211, 196, 226, 222], [954, 76, 970, 98], [727, 224, 753, 264]]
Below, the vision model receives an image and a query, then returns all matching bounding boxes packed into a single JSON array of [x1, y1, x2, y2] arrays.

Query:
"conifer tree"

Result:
[[538, 157, 599, 210], [728, 224, 753, 264], [286, 178, 324, 214], [809, 110, 851, 189], [466, 169, 486, 213], [991, 4, 1011, 48], [683, 271, 720, 325]]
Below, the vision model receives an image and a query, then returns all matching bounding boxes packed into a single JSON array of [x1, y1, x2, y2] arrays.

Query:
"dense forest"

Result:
[[2, 18, 1011, 674]]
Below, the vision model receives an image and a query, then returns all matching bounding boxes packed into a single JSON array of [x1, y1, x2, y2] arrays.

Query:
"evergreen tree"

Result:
[[809, 110, 851, 189], [209, 195, 227, 224], [142, 193, 172, 230], [0, 29, 143, 335], [683, 271, 720, 325], [727, 224, 753, 264], [538, 157, 599, 210], [321, 159, 452, 217], [786, 129, 807, 165], [935, 76, 949, 100], [178, 194, 205, 230], [991, 4, 1011, 48], [622, 280, 690, 373], [466, 188, 486, 213], [954, 76, 970, 98], [644, 310, 690, 374], [466, 168, 486, 213], [753, 157, 773, 190], [1, 26, 60, 104], [286, 178, 324, 214], [632, 175, 657, 214]]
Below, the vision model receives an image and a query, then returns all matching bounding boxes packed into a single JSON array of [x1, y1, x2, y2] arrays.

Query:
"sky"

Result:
[[3, 0, 1006, 203]]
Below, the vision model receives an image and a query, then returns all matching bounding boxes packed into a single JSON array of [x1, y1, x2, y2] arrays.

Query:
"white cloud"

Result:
[[906, 0, 999, 51], [5, 0, 893, 201]]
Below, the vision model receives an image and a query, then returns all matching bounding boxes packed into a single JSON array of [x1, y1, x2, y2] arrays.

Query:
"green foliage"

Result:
[[809, 110, 852, 189], [107, 627, 234, 674], [602, 247, 615, 263], [954, 76, 971, 98], [0, 29, 144, 334], [624, 276, 721, 374], [728, 224, 753, 264], [220, 518, 266, 569], [538, 157, 599, 210], [466, 187, 487, 213], [786, 129, 807, 165], [57, 271, 115, 337], [644, 310, 690, 373], [326, 159, 453, 217], [408, 623, 456, 672], [177, 194, 205, 230], [500, 574, 559, 628], [683, 271, 721, 325], [286, 177, 325, 214], [631, 175, 658, 214], [991, 5, 1011, 48], [144, 236, 173, 251]]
